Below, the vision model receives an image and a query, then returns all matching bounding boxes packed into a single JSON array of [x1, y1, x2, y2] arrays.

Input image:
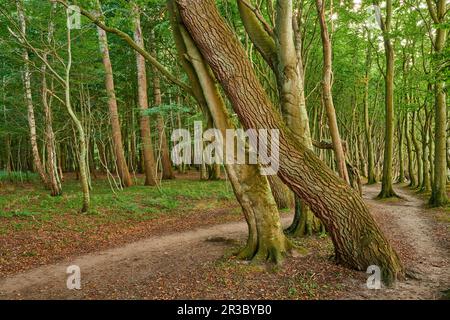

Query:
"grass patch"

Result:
[[0, 175, 236, 235]]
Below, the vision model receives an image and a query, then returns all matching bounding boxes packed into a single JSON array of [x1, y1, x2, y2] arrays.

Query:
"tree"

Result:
[[16, 0, 47, 186], [176, 0, 404, 283], [316, 0, 350, 184], [374, 0, 398, 199], [95, 0, 133, 188], [132, 3, 158, 186]]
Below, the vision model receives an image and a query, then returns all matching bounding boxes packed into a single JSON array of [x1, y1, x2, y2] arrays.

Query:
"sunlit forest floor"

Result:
[[0, 172, 449, 299]]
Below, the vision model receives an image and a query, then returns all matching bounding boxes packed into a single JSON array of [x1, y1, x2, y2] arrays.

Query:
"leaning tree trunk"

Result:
[[16, 0, 47, 186], [176, 0, 404, 284], [96, 0, 132, 187], [169, 1, 294, 262], [132, 4, 158, 186], [238, 0, 319, 232]]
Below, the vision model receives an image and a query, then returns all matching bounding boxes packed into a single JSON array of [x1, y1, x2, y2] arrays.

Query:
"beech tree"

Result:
[[175, 0, 404, 283]]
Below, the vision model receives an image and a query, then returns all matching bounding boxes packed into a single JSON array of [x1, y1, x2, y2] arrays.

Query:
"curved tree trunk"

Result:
[[316, 0, 350, 184], [176, 0, 404, 283]]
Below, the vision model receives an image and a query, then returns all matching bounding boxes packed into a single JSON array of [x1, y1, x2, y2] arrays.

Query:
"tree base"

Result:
[[376, 187, 400, 199]]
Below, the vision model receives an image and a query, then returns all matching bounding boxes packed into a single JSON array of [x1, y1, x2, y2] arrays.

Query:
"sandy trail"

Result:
[[0, 215, 292, 299], [346, 184, 449, 299], [0, 184, 448, 299]]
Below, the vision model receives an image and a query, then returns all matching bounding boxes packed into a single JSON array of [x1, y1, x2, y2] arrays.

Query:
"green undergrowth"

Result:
[[0, 175, 236, 235]]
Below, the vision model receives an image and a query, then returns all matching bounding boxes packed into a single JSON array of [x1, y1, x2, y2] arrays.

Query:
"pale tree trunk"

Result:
[[177, 0, 403, 283], [132, 4, 158, 186], [427, 0, 448, 206], [377, 0, 398, 198], [65, 9, 90, 212], [95, 0, 132, 187], [169, 1, 294, 262], [152, 57, 175, 180], [16, 0, 47, 186], [41, 4, 62, 196], [316, 0, 350, 184]]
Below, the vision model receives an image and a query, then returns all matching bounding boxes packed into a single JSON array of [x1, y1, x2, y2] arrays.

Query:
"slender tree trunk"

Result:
[[95, 0, 132, 187], [152, 61, 175, 180], [65, 9, 90, 212], [377, 0, 398, 198], [411, 111, 423, 188], [177, 0, 404, 283], [132, 4, 158, 186], [396, 116, 405, 183], [41, 4, 62, 196], [405, 113, 416, 187], [16, 0, 47, 186], [364, 38, 376, 184], [421, 111, 431, 193], [316, 0, 350, 184], [428, 0, 448, 206]]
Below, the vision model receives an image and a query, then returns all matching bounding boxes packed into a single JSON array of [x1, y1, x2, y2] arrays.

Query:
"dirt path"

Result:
[[0, 185, 448, 299], [0, 215, 293, 299], [345, 184, 450, 299]]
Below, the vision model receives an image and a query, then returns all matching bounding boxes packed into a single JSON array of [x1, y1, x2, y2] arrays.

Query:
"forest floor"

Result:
[[0, 173, 448, 299]]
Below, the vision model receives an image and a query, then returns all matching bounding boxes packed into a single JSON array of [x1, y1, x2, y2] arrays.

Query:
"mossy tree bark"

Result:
[[176, 0, 404, 283], [169, 0, 294, 263]]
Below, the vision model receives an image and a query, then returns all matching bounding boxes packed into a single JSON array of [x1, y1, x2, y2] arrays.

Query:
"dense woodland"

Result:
[[0, 0, 448, 300]]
